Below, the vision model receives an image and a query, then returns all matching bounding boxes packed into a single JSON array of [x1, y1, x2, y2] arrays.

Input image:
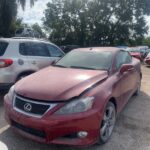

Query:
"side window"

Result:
[[19, 42, 50, 57], [47, 44, 64, 57], [0, 42, 8, 56], [115, 51, 132, 70], [124, 52, 132, 63], [115, 52, 124, 70]]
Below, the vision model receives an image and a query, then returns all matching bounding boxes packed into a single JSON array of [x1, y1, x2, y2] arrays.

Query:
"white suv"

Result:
[[0, 37, 64, 91]]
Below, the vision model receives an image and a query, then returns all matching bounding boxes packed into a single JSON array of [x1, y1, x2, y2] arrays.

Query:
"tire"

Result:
[[98, 101, 116, 144], [134, 80, 141, 96], [16, 73, 31, 82]]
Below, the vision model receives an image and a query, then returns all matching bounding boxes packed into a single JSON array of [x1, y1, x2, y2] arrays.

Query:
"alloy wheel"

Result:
[[100, 102, 116, 143]]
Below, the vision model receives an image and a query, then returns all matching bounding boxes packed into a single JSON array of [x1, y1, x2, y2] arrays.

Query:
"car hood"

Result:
[[15, 66, 108, 101]]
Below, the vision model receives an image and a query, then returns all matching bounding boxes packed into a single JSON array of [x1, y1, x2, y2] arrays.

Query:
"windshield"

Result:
[[55, 50, 113, 70]]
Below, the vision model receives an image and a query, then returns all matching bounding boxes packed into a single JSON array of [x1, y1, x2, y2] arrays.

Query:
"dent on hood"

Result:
[[14, 68, 108, 101]]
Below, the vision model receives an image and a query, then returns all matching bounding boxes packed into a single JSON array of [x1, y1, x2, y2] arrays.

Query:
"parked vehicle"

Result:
[[137, 46, 149, 58], [15, 27, 40, 38], [145, 49, 150, 57], [144, 52, 150, 65], [129, 52, 142, 61], [116, 46, 128, 49], [125, 47, 142, 61], [60, 45, 80, 53], [4, 47, 141, 147], [0, 37, 64, 91]]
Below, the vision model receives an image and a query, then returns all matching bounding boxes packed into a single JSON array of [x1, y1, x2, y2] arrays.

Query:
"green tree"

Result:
[[0, 0, 17, 37], [10, 18, 24, 36], [0, 0, 37, 37], [32, 23, 46, 38], [143, 37, 150, 46], [43, 0, 150, 46], [18, 0, 37, 10], [43, 0, 89, 46]]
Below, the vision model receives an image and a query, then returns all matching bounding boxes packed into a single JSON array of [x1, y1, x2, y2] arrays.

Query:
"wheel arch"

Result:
[[101, 95, 118, 117], [109, 97, 117, 112], [16, 70, 36, 81]]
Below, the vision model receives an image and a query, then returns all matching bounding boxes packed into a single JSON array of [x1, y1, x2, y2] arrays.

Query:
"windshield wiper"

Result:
[[70, 66, 97, 70], [52, 64, 67, 68]]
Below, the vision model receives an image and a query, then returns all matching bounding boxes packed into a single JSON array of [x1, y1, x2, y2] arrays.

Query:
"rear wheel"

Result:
[[16, 73, 33, 82], [98, 102, 116, 144], [17, 75, 27, 81]]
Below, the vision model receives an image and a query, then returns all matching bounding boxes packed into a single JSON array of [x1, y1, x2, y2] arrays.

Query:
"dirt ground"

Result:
[[0, 65, 150, 150]]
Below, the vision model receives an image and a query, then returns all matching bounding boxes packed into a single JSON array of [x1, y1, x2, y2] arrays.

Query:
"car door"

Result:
[[19, 42, 56, 70], [115, 51, 138, 109]]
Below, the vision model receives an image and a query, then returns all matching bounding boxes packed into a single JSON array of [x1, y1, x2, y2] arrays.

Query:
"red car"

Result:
[[129, 52, 142, 62], [144, 52, 150, 65], [4, 47, 142, 147], [125, 47, 143, 61]]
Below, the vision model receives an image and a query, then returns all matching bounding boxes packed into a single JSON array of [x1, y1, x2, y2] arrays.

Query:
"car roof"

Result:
[[73, 47, 121, 54], [0, 37, 53, 44]]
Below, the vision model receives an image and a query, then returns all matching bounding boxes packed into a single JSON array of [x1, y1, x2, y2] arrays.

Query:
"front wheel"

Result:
[[16, 73, 32, 82], [98, 102, 116, 144]]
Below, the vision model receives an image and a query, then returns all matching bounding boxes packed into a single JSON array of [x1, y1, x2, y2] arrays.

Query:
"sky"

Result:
[[18, 0, 150, 36], [18, 0, 50, 25]]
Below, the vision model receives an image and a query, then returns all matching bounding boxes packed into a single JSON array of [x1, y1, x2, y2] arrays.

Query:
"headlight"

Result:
[[7, 85, 15, 100], [55, 97, 94, 115]]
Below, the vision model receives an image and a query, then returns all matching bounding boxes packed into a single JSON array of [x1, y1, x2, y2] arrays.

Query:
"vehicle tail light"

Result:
[[0, 59, 13, 68]]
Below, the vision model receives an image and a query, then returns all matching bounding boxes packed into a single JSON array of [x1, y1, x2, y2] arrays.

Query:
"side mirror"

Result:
[[120, 64, 134, 74]]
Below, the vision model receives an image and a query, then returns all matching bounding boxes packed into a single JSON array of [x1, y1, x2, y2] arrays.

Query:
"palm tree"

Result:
[[0, 0, 37, 37], [17, 0, 37, 10], [0, 0, 17, 37]]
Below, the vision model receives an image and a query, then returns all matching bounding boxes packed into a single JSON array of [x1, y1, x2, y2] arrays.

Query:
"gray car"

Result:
[[0, 37, 64, 91]]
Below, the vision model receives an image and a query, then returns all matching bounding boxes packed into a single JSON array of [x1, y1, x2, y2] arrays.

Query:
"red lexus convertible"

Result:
[[4, 47, 142, 147]]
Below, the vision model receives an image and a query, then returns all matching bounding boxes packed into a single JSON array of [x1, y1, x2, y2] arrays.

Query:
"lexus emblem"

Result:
[[24, 103, 32, 112]]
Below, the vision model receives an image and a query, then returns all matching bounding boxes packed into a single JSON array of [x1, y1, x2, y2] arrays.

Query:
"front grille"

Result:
[[12, 120, 46, 138], [13, 95, 57, 117]]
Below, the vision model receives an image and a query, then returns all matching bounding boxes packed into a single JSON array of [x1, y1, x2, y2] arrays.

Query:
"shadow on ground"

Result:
[[146, 65, 150, 68], [0, 91, 7, 106]]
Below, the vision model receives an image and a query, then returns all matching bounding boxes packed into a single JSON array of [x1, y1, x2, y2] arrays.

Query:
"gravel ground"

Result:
[[0, 65, 150, 150]]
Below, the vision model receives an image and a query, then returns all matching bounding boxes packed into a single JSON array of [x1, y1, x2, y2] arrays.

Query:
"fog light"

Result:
[[77, 131, 88, 138]]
